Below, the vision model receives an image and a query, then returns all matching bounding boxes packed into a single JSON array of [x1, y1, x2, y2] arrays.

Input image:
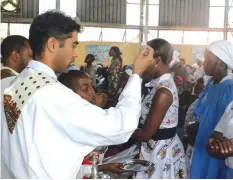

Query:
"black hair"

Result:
[[111, 46, 122, 57], [58, 70, 89, 91], [102, 67, 108, 78], [29, 10, 81, 58], [110, 46, 123, 67], [147, 38, 172, 65], [1, 35, 29, 64], [85, 54, 95, 62], [96, 66, 103, 75], [122, 65, 128, 72]]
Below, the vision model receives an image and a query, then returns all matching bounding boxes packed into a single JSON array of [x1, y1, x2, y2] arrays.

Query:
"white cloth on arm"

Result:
[[2, 60, 142, 179], [207, 40, 233, 70], [215, 101, 233, 169]]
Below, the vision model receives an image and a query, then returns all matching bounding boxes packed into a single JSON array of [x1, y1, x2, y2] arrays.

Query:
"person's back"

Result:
[[1, 35, 32, 178]]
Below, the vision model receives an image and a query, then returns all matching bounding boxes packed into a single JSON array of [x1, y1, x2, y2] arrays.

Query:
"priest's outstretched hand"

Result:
[[133, 46, 154, 77]]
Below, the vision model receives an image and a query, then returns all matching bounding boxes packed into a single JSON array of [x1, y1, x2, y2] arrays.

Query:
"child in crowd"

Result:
[[58, 70, 123, 178]]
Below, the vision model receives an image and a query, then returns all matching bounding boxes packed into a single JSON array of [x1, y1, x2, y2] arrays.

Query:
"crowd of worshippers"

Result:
[[1, 10, 233, 179]]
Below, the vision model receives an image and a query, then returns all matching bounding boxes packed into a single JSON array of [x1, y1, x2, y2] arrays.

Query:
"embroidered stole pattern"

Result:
[[4, 71, 58, 134]]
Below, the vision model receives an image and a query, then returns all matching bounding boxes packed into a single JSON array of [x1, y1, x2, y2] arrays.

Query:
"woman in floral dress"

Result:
[[107, 46, 122, 97], [132, 38, 187, 179]]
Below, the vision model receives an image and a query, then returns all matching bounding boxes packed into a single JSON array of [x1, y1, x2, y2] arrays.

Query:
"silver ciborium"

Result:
[[89, 146, 108, 179]]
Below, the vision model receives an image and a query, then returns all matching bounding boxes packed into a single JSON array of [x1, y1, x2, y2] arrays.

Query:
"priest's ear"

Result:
[[47, 37, 59, 53]]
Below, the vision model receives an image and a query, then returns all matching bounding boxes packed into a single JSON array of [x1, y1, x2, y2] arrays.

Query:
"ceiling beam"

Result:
[[1, 16, 233, 32]]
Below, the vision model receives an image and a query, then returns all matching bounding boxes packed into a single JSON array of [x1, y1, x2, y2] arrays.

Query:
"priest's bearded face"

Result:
[[55, 31, 79, 73]]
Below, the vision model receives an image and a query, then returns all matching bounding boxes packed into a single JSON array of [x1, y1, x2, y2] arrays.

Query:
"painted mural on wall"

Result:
[[86, 45, 110, 62]]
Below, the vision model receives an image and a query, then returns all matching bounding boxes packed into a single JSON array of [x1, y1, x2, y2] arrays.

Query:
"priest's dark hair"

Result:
[[29, 10, 81, 58]]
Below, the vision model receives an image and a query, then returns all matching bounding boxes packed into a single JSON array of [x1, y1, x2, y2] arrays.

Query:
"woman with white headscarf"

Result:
[[169, 50, 189, 82], [190, 40, 233, 179], [189, 54, 205, 83]]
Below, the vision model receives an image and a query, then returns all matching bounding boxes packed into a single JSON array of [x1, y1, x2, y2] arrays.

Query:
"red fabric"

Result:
[[174, 76, 184, 85], [82, 159, 92, 165], [82, 153, 100, 165]]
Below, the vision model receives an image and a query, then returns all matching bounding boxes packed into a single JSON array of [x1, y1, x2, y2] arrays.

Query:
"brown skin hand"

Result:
[[94, 93, 108, 108], [132, 87, 173, 142], [83, 154, 124, 174], [98, 163, 124, 174], [207, 131, 233, 159]]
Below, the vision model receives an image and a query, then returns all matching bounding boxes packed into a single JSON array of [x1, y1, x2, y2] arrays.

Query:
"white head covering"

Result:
[[169, 51, 180, 68], [95, 64, 102, 71], [192, 63, 199, 69], [207, 40, 233, 70], [196, 54, 205, 62], [125, 69, 132, 76]]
